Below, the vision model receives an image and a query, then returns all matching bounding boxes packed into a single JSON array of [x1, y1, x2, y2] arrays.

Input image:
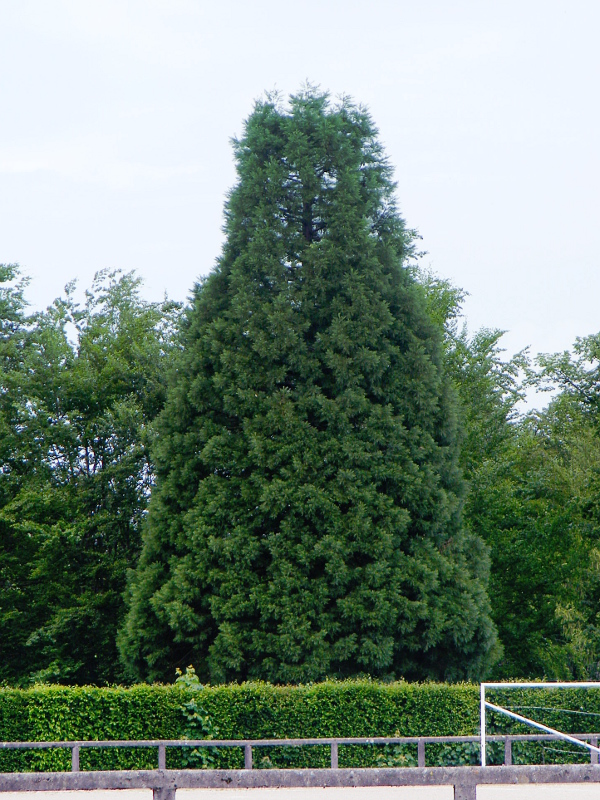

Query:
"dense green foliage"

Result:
[[0, 267, 181, 685], [4, 679, 600, 771], [2, 89, 600, 689], [418, 270, 600, 680], [0, 679, 480, 771], [119, 90, 498, 685]]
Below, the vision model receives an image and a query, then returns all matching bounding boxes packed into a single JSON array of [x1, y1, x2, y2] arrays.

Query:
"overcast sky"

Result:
[[2, 0, 599, 381]]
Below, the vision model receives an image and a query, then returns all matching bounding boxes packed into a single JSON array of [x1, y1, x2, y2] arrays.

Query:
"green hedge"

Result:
[[0, 681, 477, 771], [2, 681, 599, 772]]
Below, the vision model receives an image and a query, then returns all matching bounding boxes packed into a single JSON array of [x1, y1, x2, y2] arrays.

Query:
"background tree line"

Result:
[[0, 266, 181, 684], [2, 90, 599, 686], [422, 271, 600, 680], [1, 262, 599, 686]]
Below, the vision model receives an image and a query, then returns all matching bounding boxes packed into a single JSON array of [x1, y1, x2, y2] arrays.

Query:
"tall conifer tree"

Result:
[[120, 89, 499, 683]]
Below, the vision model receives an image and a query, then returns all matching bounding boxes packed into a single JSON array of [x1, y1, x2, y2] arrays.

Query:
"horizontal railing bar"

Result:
[[482, 682, 600, 690], [2, 733, 600, 751]]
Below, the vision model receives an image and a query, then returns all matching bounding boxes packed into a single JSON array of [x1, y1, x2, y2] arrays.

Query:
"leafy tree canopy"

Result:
[[419, 269, 600, 679], [0, 268, 181, 685]]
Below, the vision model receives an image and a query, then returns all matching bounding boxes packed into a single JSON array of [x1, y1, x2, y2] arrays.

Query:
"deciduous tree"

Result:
[[0, 269, 180, 685]]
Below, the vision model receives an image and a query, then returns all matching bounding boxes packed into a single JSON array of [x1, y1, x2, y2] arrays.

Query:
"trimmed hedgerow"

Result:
[[0, 680, 478, 772], [0, 684, 182, 772], [2, 681, 599, 771]]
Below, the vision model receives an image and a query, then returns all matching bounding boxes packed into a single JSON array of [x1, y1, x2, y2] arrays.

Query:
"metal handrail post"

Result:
[[480, 683, 486, 767]]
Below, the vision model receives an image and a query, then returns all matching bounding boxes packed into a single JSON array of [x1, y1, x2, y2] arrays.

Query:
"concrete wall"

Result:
[[3, 788, 600, 800], [3, 766, 600, 800]]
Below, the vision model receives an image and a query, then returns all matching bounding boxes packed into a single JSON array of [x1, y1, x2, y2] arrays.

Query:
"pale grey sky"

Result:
[[2, 0, 599, 372]]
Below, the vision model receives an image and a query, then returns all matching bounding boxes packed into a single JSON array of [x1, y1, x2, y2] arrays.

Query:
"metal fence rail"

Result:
[[2, 732, 599, 772], [480, 680, 600, 767]]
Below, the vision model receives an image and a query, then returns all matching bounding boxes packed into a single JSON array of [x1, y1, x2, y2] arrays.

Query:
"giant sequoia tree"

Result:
[[120, 90, 499, 683]]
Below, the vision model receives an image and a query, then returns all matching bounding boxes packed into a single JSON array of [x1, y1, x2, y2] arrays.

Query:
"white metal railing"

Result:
[[480, 681, 600, 767]]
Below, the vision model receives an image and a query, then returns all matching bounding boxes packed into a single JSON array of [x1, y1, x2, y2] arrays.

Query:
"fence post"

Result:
[[504, 738, 512, 766], [153, 789, 175, 800], [330, 741, 338, 769], [454, 782, 476, 800], [591, 737, 598, 765], [158, 744, 166, 770], [71, 746, 80, 773], [244, 744, 253, 770], [417, 739, 425, 768]]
